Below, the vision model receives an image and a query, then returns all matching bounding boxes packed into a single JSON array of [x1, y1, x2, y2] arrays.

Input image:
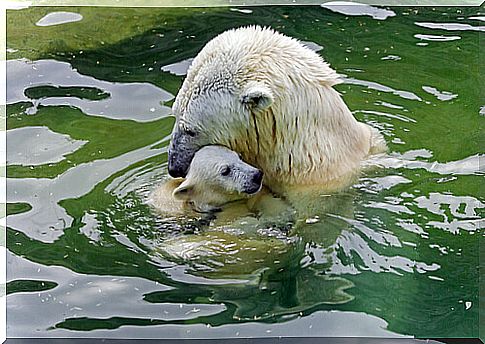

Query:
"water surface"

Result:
[[6, 5, 484, 339]]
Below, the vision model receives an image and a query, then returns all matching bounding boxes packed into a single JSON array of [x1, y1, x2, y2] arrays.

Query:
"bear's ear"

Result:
[[240, 82, 273, 111], [173, 180, 194, 200]]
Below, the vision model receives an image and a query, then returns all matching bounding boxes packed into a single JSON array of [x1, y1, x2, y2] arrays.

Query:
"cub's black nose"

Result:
[[244, 170, 264, 195], [252, 170, 263, 185]]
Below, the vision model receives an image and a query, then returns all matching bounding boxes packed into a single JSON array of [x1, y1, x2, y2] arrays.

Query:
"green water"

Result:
[[6, 5, 484, 339]]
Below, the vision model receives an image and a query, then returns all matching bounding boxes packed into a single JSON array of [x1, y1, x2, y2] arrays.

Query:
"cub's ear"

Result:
[[240, 82, 273, 111], [173, 180, 194, 200]]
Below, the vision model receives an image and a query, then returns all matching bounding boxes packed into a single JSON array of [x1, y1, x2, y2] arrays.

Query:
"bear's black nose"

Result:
[[168, 165, 185, 178], [168, 154, 188, 178]]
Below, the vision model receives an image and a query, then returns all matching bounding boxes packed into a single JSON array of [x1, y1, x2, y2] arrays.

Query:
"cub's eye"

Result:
[[185, 129, 196, 137], [220, 166, 231, 176]]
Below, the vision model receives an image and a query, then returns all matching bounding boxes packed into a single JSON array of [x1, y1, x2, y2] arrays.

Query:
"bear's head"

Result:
[[168, 26, 343, 184], [173, 145, 263, 213], [168, 78, 273, 178]]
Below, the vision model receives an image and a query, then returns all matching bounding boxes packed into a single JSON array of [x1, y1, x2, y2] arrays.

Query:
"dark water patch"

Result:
[[25, 85, 110, 101], [8, 59, 172, 121], [6, 203, 32, 216], [7, 280, 58, 295]]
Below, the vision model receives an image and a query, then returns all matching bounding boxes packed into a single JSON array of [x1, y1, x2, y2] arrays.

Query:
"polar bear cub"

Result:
[[150, 145, 264, 214]]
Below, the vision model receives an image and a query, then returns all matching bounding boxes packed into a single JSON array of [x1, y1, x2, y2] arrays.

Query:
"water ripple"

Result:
[[414, 34, 461, 42], [335, 230, 439, 276], [370, 151, 484, 176], [356, 110, 416, 123], [415, 193, 484, 234], [7, 250, 227, 337], [7, 141, 166, 242], [422, 85, 458, 101], [468, 16, 485, 22], [415, 22, 485, 32], [7, 59, 173, 122], [7, 126, 87, 166], [344, 77, 422, 101]]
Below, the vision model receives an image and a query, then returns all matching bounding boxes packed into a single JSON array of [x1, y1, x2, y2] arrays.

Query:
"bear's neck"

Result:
[[240, 86, 372, 192]]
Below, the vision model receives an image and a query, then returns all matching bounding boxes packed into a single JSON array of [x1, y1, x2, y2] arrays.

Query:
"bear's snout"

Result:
[[168, 145, 189, 178], [168, 130, 198, 178], [168, 159, 186, 178], [244, 170, 263, 195]]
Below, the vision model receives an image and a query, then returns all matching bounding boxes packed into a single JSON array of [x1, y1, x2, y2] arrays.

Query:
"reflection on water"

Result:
[[6, 5, 483, 340], [421, 85, 458, 101], [414, 34, 461, 42], [320, 2, 396, 20], [415, 193, 483, 234], [161, 58, 194, 76], [7, 126, 87, 166], [36, 11, 83, 27], [373, 150, 483, 175], [343, 77, 422, 102], [7, 59, 173, 121], [414, 21, 485, 32]]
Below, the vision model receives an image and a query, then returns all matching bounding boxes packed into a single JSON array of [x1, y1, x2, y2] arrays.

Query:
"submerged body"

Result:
[[151, 179, 291, 229]]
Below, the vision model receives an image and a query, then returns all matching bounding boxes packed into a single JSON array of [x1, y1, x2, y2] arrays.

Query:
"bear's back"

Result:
[[184, 26, 341, 97]]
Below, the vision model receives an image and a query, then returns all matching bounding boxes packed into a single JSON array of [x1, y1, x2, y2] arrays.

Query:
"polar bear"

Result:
[[150, 145, 264, 214], [167, 26, 386, 194]]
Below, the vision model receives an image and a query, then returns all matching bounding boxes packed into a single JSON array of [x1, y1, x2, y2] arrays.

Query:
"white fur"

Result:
[[172, 26, 386, 192]]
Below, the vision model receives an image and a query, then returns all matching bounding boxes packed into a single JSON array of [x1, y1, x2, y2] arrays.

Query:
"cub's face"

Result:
[[172, 145, 263, 212]]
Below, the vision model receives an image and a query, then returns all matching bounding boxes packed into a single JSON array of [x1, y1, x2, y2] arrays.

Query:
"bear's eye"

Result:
[[220, 166, 231, 176]]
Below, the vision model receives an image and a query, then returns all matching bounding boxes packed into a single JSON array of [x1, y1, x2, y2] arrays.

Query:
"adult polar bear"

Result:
[[168, 26, 385, 194]]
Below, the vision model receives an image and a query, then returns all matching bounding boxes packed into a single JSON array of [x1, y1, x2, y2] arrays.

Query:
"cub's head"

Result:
[[172, 145, 263, 212]]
